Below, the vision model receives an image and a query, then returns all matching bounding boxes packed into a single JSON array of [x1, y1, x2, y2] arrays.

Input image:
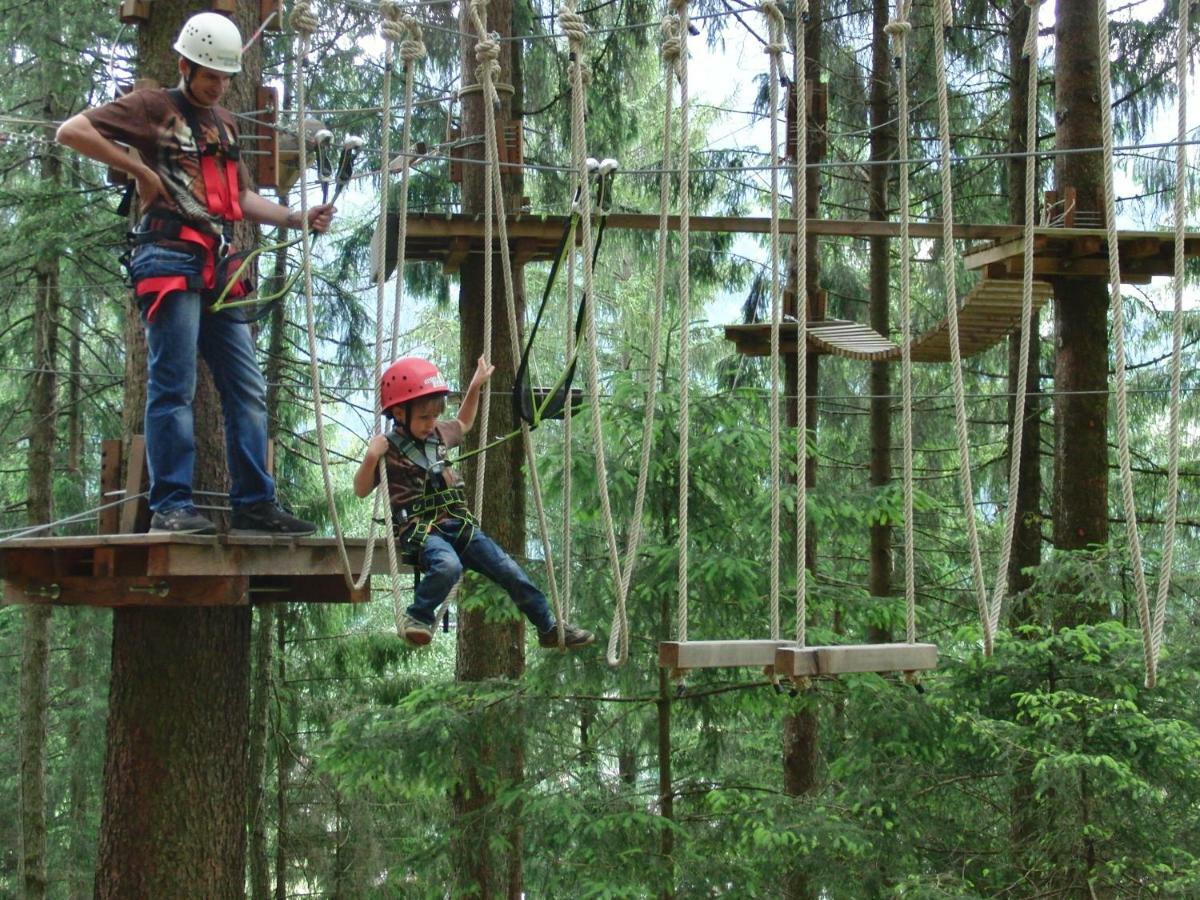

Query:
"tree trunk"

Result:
[[1052, 0, 1108, 559], [867, 0, 894, 644], [657, 587, 675, 900], [782, 5, 823, 896], [19, 93, 64, 900], [1006, 0, 1043, 610], [96, 3, 264, 895], [452, 0, 528, 893], [247, 604, 276, 900], [274, 608, 290, 900]]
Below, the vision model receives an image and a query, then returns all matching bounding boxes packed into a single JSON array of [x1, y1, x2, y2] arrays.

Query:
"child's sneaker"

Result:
[[538, 622, 595, 650], [399, 614, 434, 647]]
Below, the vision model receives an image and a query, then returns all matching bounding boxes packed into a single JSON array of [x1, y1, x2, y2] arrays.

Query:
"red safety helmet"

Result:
[[380, 357, 449, 413]]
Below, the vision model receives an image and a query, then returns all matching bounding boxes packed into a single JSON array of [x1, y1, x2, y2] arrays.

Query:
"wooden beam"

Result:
[[4, 575, 249, 607], [658, 639, 796, 671], [99, 439, 123, 536], [118, 435, 149, 534], [774, 642, 938, 677]]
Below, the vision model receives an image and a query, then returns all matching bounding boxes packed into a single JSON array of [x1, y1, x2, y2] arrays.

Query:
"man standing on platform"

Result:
[[57, 11, 333, 535]]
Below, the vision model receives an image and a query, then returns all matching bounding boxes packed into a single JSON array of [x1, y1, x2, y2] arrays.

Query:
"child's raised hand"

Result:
[[367, 434, 390, 458], [469, 355, 496, 388]]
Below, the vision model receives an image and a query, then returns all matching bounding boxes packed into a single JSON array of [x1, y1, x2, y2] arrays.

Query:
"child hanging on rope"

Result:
[[354, 356, 594, 649]]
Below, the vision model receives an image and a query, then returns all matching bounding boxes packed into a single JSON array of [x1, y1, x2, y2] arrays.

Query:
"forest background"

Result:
[[1, 0, 1199, 895]]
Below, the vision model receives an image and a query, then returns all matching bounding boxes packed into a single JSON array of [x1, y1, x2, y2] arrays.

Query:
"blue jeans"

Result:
[[408, 519, 555, 633], [132, 244, 275, 514]]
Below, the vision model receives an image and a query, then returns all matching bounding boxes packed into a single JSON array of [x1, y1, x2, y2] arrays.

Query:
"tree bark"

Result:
[[782, 6, 823, 897], [247, 603, 276, 900], [19, 92, 64, 900], [867, 0, 895, 644], [96, 3, 263, 895], [1053, 0, 1109, 557], [274, 608, 290, 900], [452, 0, 527, 894]]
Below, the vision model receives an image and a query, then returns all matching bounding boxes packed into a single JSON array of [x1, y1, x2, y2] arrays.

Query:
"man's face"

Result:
[[182, 61, 232, 107]]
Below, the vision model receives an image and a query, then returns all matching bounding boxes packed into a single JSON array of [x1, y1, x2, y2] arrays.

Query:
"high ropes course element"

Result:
[[0, 0, 1193, 691]]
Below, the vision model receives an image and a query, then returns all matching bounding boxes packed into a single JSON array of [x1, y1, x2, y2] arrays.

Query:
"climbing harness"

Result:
[[384, 430, 479, 555]]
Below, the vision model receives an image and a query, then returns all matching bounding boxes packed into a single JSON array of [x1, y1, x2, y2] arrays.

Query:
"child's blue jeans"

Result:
[[408, 519, 555, 633]]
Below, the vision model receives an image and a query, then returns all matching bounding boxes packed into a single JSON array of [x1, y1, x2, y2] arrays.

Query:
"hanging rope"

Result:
[[672, 0, 693, 643], [467, 0, 565, 631], [599, 18, 676, 665], [1148, 0, 1191, 685], [982, 0, 1042, 651], [556, 0, 631, 661], [792, 0, 810, 648], [1097, 0, 1156, 687], [884, 0, 915, 645], [290, 0, 375, 593], [931, 0, 989, 639], [377, 2, 428, 635], [762, 0, 785, 643]]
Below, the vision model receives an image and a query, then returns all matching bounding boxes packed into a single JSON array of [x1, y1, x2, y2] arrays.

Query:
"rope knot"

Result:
[[399, 15, 427, 61], [660, 14, 682, 66], [558, 6, 589, 48], [290, 0, 319, 37]]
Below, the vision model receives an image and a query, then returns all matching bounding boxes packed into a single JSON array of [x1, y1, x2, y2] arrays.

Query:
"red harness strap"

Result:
[[135, 224, 218, 321]]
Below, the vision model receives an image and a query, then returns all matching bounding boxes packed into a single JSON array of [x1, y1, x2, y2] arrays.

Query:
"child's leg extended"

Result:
[[408, 531, 462, 626], [460, 530, 555, 633]]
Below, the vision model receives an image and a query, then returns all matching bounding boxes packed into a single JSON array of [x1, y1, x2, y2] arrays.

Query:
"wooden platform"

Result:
[[726, 279, 1053, 362], [658, 639, 938, 677], [963, 227, 1200, 282], [372, 211, 1200, 284], [0, 533, 405, 607]]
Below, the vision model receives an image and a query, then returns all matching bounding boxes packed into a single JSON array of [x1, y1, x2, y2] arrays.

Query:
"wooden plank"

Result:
[[99, 438, 123, 535], [249, 575, 370, 604], [774, 643, 938, 676], [119, 435, 149, 534], [658, 639, 796, 670], [3, 575, 249, 607]]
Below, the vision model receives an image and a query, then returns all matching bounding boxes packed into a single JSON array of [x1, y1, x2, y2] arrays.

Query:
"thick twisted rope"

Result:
[[1150, 0, 1191, 683], [672, 0, 693, 642], [983, 0, 1042, 649], [1096, 1, 1151, 687], [377, 2, 427, 633], [465, 0, 498, 523], [931, 0, 989, 639], [553, 0, 628, 660], [792, 0, 810, 646], [762, 0, 785, 642], [885, 0, 915, 644], [290, 2, 374, 592], [467, 0, 564, 629]]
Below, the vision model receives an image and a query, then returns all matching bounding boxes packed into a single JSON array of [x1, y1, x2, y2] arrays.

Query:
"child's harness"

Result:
[[387, 431, 477, 554], [125, 89, 253, 320]]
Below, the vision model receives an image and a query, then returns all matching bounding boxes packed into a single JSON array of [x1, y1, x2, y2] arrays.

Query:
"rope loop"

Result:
[[760, 0, 786, 37], [660, 14, 682, 67], [290, 0, 319, 37], [400, 15, 427, 62], [1021, 0, 1041, 57], [558, 6, 589, 47]]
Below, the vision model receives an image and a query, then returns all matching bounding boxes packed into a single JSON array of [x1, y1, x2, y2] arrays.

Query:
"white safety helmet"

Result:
[[173, 12, 243, 74]]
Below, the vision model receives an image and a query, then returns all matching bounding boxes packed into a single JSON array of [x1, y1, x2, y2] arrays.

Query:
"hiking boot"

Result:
[[398, 614, 434, 647], [230, 501, 316, 536], [538, 622, 595, 650], [150, 506, 217, 535]]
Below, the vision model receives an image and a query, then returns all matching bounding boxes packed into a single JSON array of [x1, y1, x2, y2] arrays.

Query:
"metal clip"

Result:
[[129, 581, 170, 599], [26, 583, 61, 601]]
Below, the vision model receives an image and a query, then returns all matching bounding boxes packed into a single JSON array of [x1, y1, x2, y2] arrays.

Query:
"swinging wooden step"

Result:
[[658, 639, 797, 671], [774, 642, 938, 676]]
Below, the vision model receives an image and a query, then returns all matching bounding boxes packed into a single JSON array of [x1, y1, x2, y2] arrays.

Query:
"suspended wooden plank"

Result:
[[658, 639, 797, 671], [774, 642, 938, 677]]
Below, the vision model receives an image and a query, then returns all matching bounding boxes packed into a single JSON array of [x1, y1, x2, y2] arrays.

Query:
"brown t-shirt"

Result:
[[376, 421, 467, 528], [84, 88, 251, 235]]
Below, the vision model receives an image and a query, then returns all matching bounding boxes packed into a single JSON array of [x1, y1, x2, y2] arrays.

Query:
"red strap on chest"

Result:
[[198, 153, 242, 221]]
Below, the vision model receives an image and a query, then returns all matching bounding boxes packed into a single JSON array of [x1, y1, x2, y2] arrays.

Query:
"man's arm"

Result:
[[239, 190, 335, 233], [56, 113, 173, 209]]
